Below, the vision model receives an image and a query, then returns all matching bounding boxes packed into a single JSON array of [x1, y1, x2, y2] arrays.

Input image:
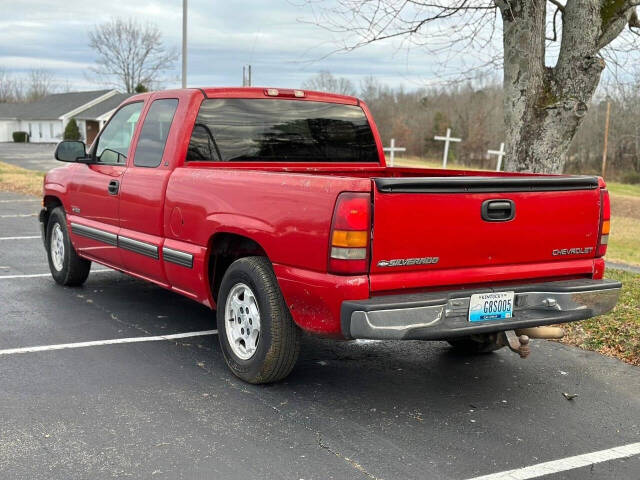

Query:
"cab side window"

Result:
[[134, 99, 179, 168], [95, 102, 143, 164]]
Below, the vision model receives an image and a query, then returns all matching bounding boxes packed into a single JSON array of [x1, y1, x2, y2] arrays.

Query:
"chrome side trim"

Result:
[[162, 247, 193, 268], [70, 223, 117, 246], [117, 236, 159, 259]]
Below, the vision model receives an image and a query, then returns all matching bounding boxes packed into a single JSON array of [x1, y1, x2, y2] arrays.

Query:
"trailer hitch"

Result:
[[499, 330, 530, 358]]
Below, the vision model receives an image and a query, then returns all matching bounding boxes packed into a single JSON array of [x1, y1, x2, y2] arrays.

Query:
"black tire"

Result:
[[447, 334, 504, 354], [46, 207, 91, 286], [217, 256, 300, 384]]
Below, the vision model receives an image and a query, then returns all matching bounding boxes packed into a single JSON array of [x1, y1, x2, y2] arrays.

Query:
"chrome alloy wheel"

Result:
[[50, 223, 65, 272], [225, 283, 261, 360]]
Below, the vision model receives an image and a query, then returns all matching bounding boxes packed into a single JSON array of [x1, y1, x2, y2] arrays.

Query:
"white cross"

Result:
[[487, 142, 506, 171], [434, 128, 461, 168], [383, 138, 406, 167]]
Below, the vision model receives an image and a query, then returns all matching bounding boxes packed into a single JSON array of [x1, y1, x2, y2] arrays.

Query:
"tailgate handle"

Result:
[[482, 199, 515, 222]]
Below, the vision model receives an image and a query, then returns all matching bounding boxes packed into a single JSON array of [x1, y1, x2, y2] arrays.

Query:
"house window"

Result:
[[39, 123, 43, 138], [50, 123, 54, 138], [28, 123, 32, 137]]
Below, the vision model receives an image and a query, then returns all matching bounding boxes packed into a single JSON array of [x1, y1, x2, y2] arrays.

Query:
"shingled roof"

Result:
[[75, 93, 132, 120], [0, 90, 115, 120]]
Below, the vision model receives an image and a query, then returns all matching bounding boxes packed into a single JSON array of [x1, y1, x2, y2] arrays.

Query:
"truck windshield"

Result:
[[187, 98, 379, 163]]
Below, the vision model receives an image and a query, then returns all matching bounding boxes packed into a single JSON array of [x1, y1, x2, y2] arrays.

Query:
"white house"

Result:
[[0, 90, 132, 144]]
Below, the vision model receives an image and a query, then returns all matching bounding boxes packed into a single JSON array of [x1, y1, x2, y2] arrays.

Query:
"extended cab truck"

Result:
[[42, 87, 621, 384]]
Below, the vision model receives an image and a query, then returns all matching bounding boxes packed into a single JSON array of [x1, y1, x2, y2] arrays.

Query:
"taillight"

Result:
[[596, 189, 610, 257], [328, 192, 371, 274]]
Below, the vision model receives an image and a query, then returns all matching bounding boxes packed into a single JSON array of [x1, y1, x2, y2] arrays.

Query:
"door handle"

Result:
[[108, 180, 120, 195], [481, 199, 515, 221]]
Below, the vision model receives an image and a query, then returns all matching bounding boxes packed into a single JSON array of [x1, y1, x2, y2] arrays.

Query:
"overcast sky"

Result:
[[0, 0, 465, 93]]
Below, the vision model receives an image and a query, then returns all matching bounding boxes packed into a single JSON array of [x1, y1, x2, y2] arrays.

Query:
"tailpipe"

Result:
[[515, 326, 564, 339]]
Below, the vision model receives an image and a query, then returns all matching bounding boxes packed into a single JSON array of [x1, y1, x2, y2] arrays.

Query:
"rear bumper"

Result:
[[340, 278, 622, 340]]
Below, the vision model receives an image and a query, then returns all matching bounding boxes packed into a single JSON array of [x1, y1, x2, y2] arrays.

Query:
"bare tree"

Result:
[[305, 1, 640, 173], [0, 68, 56, 102], [88, 18, 178, 93], [25, 69, 55, 101], [302, 71, 357, 95], [0, 68, 23, 103]]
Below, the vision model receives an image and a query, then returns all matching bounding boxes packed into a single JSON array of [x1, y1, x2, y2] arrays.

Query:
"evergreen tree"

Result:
[[63, 119, 81, 141]]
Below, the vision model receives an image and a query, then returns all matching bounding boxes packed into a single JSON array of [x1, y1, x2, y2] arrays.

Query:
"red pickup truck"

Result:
[[41, 87, 621, 384]]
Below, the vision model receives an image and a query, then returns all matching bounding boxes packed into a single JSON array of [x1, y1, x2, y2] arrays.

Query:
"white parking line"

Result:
[[0, 235, 40, 240], [0, 330, 218, 356], [466, 442, 640, 480], [0, 199, 39, 203], [0, 269, 112, 280], [0, 213, 37, 218]]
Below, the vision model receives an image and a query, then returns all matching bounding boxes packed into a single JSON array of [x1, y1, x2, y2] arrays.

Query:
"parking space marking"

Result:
[[0, 330, 218, 356], [0, 213, 38, 218], [0, 199, 40, 203], [466, 442, 640, 480], [0, 269, 111, 280], [0, 235, 40, 240]]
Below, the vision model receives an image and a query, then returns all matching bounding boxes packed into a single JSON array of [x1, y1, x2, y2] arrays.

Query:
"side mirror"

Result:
[[54, 141, 87, 162]]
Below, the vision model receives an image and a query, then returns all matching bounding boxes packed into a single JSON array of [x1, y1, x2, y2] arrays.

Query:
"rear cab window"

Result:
[[186, 98, 378, 163]]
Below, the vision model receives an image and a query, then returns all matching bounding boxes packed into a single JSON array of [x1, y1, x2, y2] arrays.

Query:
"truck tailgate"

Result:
[[370, 176, 601, 290]]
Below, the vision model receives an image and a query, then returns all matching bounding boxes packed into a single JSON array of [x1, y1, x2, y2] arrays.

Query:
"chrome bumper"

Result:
[[341, 279, 622, 340]]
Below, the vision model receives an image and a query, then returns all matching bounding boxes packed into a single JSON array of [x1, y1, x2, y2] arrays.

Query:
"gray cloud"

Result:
[[0, 0, 454, 92]]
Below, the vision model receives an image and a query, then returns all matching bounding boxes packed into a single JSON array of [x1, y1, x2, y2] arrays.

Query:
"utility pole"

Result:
[[182, 0, 187, 88], [601, 101, 611, 179], [242, 65, 252, 87]]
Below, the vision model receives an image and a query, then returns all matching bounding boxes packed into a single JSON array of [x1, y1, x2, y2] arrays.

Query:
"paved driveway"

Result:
[[0, 190, 639, 480], [0, 142, 58, 172]]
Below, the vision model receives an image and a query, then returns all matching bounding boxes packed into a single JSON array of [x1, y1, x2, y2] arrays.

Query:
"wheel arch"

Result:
[[41, 195, 64, 241], [207, 232, 269, 304]]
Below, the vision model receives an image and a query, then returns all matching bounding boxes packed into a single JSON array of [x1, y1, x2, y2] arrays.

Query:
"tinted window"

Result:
[[95, 102, 143, 164], [134, 99, 179, 168], [186, 99, 378, 163]]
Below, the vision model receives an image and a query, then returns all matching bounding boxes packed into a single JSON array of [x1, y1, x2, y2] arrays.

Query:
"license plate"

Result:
[[468, 291, 515, 322]]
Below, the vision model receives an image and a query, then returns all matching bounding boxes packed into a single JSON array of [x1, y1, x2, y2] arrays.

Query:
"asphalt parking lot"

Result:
[[1, 189, 639, 480], [0, 142, 58, 171]]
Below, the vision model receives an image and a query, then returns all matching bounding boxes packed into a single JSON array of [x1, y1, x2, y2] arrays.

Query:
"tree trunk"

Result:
[[498, 0, 608, 173]]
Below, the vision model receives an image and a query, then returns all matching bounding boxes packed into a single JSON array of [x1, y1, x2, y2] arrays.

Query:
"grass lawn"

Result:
[[607, 216, 640, 266], [560, 269, 640, 366], [607, 182, 640, 198], [0, 161, 44, 197]]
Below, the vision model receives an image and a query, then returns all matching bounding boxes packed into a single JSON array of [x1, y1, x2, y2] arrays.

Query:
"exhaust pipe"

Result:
[[515, 326, 565, 339]]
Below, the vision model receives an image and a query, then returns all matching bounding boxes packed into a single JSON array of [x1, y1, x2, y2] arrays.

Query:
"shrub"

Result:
[[621, 171, 640, 185], [12, 131, 29, 143], [63, 119, 81, 141]]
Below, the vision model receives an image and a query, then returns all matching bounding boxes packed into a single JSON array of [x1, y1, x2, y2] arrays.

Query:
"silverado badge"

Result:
[[377, 257, 439, 267]]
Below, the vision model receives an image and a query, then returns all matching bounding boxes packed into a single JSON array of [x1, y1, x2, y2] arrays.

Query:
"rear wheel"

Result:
[[46, 207, 91, 286], [217, 256, 300, 384], [447, 334, 504, 354]]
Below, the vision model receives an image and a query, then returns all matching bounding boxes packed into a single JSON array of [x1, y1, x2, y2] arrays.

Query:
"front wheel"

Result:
[[46, 207, 91, 286], [217, 256, 300, 384]]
